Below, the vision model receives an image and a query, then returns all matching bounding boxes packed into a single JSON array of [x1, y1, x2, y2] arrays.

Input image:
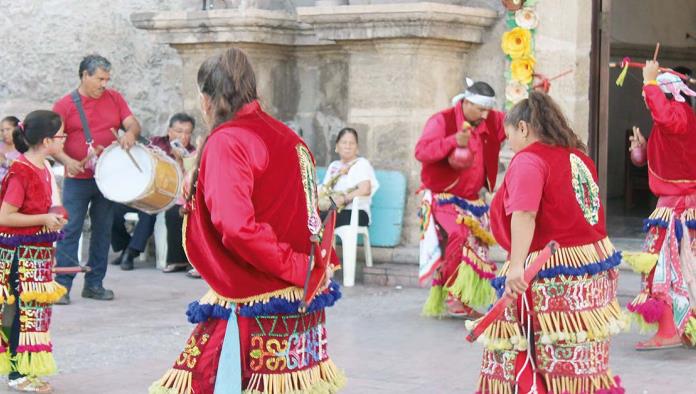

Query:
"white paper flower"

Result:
[[515, 7, 539, 30], [505, 81, 529, 103]]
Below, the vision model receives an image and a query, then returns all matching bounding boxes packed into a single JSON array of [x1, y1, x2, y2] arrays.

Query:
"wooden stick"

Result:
[[652, 42, 660, 61], [110, 129, 143, 173], [608, 62, 696, 84], [53, 266, 91, 274]]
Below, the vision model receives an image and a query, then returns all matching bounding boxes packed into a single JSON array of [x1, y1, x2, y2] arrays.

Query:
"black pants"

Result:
[[111, 203, 156, 254], [335, 209, 369, 227], [165, 205, 188, 264]]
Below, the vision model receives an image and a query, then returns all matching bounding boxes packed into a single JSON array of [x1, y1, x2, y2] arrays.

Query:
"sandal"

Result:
[[635, 335, 683, 351], [186, 268, 202, 279], [162, 263, 189, 273], [8, 376, 53, 393], [446, 299, 483, 319]]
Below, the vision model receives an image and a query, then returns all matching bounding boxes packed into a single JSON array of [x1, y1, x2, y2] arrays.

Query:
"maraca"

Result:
[[448, 122, 474, 170], [49, 206, 69, 220], [630, 146, 646, 167]]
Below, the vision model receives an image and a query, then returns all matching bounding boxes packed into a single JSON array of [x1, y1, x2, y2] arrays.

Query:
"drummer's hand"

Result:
[[504, 264, 527, 299], [115, 128, 136, 150], [320, 265, 334, 292], [64, 157, 84, 177], [43, 213, 67, 231], [629, 126, 646, 151]]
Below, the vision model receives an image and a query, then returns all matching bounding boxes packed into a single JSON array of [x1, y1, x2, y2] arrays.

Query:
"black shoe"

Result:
[[55, 294, 71, 305], [81, 286, 115, 301], [120, 249, 139, 271]]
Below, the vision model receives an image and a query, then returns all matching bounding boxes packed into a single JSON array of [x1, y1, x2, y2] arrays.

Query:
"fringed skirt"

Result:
[[624, 195, 696, 344], [421, 193, 498, 317], [149, 282, 345, 394], [477, 238, 625, 394], [0, 244, 66, 377]]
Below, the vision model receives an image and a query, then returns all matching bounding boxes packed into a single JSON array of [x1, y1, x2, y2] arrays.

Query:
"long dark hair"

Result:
[[505, 91, 587, 152], [12, 110, 62, 153], [187, 48, 258, 202]]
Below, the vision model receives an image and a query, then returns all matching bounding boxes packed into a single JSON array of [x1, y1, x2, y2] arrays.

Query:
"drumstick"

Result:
[[110, 129, 143, 173], [652, 42, 660, 61], [466, 241, 559, 343], [53, 266, 91, 274]]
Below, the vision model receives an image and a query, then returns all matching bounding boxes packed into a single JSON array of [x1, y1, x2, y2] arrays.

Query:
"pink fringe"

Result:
[[461, 255, 496, 280], [596, 376, 626, 394], [16, 344, 52, 353], [627, 297, 665, 323]]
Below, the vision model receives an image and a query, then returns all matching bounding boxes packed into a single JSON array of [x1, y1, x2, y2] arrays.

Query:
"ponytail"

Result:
[[505, 91, 587, 152], [12, 110, 62, 154]]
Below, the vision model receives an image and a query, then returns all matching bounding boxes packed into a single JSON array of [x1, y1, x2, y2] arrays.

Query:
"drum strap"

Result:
[[70, 90, 94, 145]]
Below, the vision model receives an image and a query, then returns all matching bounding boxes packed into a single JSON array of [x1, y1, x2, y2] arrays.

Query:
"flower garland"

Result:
[[501, 0, 539, 108]]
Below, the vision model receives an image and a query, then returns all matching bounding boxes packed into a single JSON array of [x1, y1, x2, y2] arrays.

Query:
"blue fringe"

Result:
[[0, 231, 64, 247], [686, 220, 696, 230], [676, 219, 684, 243], [489, 250, 623, 298], [643, 218, 669, 232], [436, 196, 488, 217], [186, 301, 232, 324], [238, 281, 342, 318], [185, 281, 343, 323]]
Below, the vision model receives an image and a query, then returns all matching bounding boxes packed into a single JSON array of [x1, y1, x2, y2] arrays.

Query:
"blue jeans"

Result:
[[55, 178, 114, 291]]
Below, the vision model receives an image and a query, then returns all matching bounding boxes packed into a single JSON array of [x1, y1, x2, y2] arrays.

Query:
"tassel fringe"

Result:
[[685, 315, 696, 346], [623, 252, 658, 274], [545, 372, 623, 394], [457, 215, 497, 246], [642, 207, 672, 231], [477, 319, 526, 351], [536, 300, 627, 344], [19, 281, 67, 304], [435, 194, 489, 217], [0, 348, 10, 375], [14, 351, 57, 377], [243, 359, 345, 394], [149, 368, 191, 394], [422, 285, 447, 317], [445, 263, 495, 309]]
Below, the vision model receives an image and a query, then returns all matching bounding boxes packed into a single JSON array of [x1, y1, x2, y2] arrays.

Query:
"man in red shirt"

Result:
[[53, 54, 142, 304], [416, 80, 506, 318], [626, 61, 696, 350]]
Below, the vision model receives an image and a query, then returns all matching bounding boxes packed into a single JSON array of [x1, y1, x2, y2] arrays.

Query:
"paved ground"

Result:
[[0, 261, 695, 393]]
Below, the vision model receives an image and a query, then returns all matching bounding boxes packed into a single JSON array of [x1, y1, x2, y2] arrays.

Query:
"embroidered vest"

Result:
[[491, 142, 607, 253]]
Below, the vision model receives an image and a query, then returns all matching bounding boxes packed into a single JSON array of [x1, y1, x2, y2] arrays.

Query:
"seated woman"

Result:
[[320, 127, 379, 227]]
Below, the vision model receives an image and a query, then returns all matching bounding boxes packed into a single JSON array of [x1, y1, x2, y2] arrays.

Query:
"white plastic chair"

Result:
[[334, 196, 373, 287]]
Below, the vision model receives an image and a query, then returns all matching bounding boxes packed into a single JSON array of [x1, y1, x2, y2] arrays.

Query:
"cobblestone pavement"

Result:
[[0, 262, 694, 393]]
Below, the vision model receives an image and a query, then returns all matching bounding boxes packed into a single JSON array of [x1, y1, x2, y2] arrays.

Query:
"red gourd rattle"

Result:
[[448, 121, 474, 170]]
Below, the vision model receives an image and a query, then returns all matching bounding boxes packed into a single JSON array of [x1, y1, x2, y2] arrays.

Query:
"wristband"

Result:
[[643, 80, 658, 86]]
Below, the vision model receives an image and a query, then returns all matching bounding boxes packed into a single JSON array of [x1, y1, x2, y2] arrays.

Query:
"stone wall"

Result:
[[0, 0, 191, 137]]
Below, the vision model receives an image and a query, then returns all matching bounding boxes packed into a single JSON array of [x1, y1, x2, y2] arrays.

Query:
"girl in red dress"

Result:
[[0, 110, 68, 393]]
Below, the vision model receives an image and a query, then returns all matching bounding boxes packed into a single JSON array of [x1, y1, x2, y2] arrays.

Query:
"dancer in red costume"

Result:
[[149, 48, 344, 394], [476, 92, 624, 393], [416, 80, 505, 318], [625, 60, 696, 350]]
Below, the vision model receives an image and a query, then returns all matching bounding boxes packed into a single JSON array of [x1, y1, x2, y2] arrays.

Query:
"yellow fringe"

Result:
[[200, 286, 305, 306], [0, 292, 16, 305], [244, 359, 346, 394], [545, 371, 618, 394], [14, 351, 57, 377], [526, 237, 616, 271], [623, 252, 658, 274], [536, 299, 626, 343], [457, 215, 497, 246], [19, 281, 67, 304], [149, 368, 192, 394], [0, 348, 10, 375], [478, 375, 514, 394]]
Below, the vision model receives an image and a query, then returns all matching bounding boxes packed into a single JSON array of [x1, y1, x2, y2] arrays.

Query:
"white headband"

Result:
[[451, 90, 497, 108]]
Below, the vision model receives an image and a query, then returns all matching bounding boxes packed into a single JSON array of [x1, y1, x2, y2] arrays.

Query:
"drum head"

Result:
[[95, 144, 154, 203]]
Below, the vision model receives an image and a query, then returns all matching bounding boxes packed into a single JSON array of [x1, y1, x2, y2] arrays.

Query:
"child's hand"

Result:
[[44, 213, 67, 231]]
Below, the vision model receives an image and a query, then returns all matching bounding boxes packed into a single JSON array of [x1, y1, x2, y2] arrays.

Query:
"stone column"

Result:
[[298, 3, 498, 245]]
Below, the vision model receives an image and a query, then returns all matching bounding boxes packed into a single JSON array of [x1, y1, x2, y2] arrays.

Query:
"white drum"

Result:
[[95, 143, 183, 214]]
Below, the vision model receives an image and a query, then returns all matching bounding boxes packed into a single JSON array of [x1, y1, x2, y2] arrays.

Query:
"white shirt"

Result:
[[322, 157, 379, 220]]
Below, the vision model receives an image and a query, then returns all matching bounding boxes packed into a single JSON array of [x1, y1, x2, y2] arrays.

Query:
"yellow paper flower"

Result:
[[510, 56, 536, 85], [501, 27, 532, 59]]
